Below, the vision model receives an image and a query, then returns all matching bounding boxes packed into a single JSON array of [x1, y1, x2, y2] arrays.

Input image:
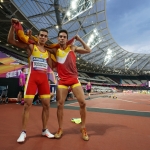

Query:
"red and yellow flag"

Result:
[[13, 22, 75, 49], [12, 22, 75, 69]]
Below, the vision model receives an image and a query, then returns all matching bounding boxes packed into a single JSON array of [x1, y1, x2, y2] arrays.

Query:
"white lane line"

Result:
[[87, 107, 150, 113], [65, 105, 150, 113], [65, 97, 100, 106], [65, 97, 136, 106], [117, 99, 137, 103]]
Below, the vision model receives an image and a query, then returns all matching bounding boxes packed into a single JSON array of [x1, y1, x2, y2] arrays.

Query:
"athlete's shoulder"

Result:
[[70, 45, 77, 51], [51, 48, 57, 53], [28, 44, 34, 49]]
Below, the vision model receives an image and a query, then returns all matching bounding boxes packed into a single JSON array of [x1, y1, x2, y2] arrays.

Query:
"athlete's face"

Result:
[[58, 32, 68, 45], [38, 31, 48, 44]]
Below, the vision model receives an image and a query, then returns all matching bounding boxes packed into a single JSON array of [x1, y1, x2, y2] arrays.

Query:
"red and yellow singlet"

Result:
[[56, 45, 81, 89], [24, 45, 50, 99]]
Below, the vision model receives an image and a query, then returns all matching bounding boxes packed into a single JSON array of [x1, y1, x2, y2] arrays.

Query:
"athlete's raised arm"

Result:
[[73, 35, 91, 54], [7, 18, 28, 49]]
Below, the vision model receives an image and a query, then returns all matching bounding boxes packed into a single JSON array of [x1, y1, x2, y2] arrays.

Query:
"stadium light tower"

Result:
[[75, 28, 102, 50], [87, 29, 102, 49], [125, 58, 135, 70], [103, 48, 116, 66], [62, 0, 93, 24]]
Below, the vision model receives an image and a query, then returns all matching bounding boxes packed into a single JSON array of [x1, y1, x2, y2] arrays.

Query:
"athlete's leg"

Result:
[[39, 96, 54, 138], [72, 85, 86, 128], [54, 86, 68, 139], [72, 84, 89, 141], [38, 74, 54, 138], [37, 74, 51, 130], [56, 86, 68, 129], [17, 72, 37, 143], [40, 97, 50, 129], [17, 94, 36, 143], [22, 98, 34, 130], [22, 81, 37, 131]]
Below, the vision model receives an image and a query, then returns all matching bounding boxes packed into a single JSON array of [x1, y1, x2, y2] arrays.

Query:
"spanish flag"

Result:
[[13, 22, 75, 49], [13, 22, 75, 69]]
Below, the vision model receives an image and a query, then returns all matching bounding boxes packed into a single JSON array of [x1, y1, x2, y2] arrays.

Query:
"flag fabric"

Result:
[[13, 22, 75, 69], [13, 22, 75, 49]]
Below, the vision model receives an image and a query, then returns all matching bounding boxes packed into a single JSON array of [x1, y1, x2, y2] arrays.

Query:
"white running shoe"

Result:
[[17, 132, 26, 143], [42, 129, 54, 138]]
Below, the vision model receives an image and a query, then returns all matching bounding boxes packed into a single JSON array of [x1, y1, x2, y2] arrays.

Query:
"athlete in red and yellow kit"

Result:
[[7, 18, 54, 143], [56, 44, 80, 88], [50, 30, 91, 141], [24, 44, 50, 99]]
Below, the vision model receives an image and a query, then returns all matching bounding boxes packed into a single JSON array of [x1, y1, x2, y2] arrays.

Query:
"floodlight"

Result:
[[93, 29, 96, 33], [125, 58, 135, 70], [62, 0, 93, 24], [71, 1, 77, 10], [104, 48, 116, 66], [66, 11, 71, 17], [55, 25, 59, 29], [86, 28, 102, 49]]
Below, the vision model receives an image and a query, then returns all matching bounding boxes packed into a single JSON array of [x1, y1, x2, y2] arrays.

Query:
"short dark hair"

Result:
[[38, 28, 48, 35], [21, 68, 25, 71], [58, 29, 68, 39]]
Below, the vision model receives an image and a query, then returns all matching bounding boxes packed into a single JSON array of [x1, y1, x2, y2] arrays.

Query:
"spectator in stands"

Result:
[[0, 88, 8, 103], [86, 82, 92, 99], [82, 86, 86, 93], [17, 68, 26, 104]]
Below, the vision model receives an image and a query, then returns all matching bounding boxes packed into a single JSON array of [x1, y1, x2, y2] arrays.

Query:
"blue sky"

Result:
[[106, 0, 150, 54]]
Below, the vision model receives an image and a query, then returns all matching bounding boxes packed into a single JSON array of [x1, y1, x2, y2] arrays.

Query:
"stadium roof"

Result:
[[0, 0, 150, 75]]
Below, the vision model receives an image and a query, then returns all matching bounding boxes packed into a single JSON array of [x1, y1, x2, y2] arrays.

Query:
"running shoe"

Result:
[[42, 129, 54, 138], [54, 128, 63, 139], [80, 128, 89, 141], [17, 132, 26, 143]]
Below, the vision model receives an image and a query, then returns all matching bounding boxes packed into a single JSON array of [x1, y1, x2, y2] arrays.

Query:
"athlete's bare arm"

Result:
[[46, 48, 58, 71], [46, 47, 57, 55], [7, 18, 32, 56], [73, 35, 91, 54], [7, 18, 28, 49], [47, 52, 53, 69]]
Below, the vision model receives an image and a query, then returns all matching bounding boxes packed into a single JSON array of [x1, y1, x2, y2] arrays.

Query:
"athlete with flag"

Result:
[[7, 18, 54, 143]]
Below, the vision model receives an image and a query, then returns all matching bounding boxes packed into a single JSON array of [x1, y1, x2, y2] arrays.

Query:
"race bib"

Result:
[[33, 57, 48, 71]]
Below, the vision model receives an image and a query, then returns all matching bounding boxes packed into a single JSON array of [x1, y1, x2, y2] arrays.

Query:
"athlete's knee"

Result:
[[43, 103, 50, 109], [57, 99, 64, 108], [43, 105, 50, 112], [42, 99, 50, 109], [24, 101, 32, 111], [79, 101, 86, 108]]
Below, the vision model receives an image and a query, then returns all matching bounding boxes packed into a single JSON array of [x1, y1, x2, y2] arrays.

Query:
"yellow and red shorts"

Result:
[[58, 77, 81, 89], [24, 70, 50, 99]]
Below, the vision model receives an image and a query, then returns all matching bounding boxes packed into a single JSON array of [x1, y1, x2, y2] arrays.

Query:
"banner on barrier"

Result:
[[0, 51, 57, 84]]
